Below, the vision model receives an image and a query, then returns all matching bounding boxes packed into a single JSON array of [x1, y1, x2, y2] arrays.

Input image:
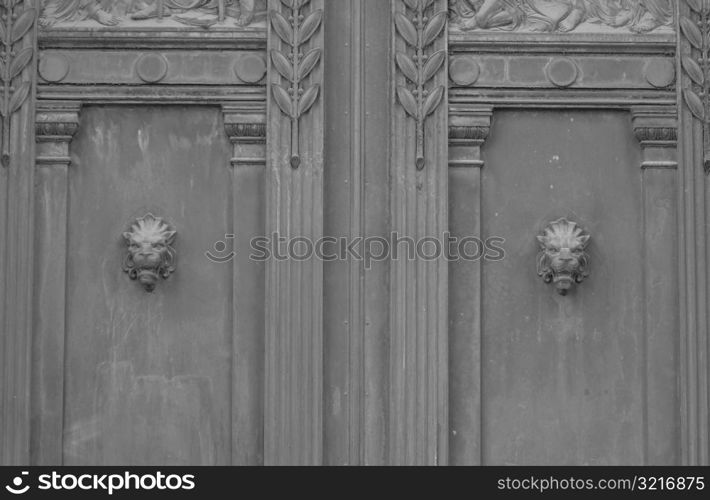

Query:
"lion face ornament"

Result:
[[537, 218, 590, 296], [122, 214, 177, 293]]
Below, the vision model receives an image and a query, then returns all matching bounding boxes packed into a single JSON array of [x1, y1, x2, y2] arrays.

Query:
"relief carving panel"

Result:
[[449, 0, 673, 33], [39, 0, 266, 28]]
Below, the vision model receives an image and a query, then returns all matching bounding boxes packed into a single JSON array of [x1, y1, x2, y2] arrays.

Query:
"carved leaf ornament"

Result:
[[395, 0, 447, 170], [680, 0, 710, 172], [0, 0, 35, 167], [270, 0, 322, 169]]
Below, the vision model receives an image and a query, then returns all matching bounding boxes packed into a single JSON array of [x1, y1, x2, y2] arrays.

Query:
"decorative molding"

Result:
[[449, 53, 675, 92], [223, 103, 266, 167], [269, 0, 322, 169], [634, 126, 678, 144], [448, 105, 492, 169], [37, 84, 267, 106], [631, 105, 678, 170], [39, 0, 263, 29], [38, 29, 267, 52], [536, 218, 591, 296], [37, 50, 266, 86], [449, 89, 675, 109], [35, 100, 81, 167], [394, 0, 447, 170], [449, 125, 489, 141], [1, 1, 36, 167], [122, 214, 177, 293], [35, 120, 78, 141], [224, 122, 266, 139], [449, 0, 674, 34]]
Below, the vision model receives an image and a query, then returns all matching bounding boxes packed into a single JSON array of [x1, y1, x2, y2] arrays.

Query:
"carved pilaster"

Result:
[[265, 0, 325, 465], [677, 0, 710, 465], [448, 105, 491, 466], [222, 104, 266, 466], [631, 104, 681, 465], [389, 0, 449, 466], [1, 0, 38, 465], [31, 101, 80, 465]]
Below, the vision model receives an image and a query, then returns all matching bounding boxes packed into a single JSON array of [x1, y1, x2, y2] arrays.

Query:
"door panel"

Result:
[[9, 0, 694, 467], [478, 110, 658, 465], [62, 106, 233, 465]]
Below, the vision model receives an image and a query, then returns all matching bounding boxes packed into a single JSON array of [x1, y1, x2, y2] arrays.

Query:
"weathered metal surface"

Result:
[[0, 0, 707, 467], [62, 106, 233, 465], [480, 110, 646, 465]]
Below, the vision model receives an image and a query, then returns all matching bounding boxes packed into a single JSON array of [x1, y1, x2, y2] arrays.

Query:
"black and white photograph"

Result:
[[0, 0, 708, 494]]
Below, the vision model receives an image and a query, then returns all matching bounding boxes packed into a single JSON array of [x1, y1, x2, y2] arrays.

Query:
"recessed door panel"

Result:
[[481, 110, 645, 465], [63, 107, 233, 465]]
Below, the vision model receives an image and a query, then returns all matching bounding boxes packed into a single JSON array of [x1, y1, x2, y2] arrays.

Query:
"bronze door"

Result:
[[0, 0, 705, 466]]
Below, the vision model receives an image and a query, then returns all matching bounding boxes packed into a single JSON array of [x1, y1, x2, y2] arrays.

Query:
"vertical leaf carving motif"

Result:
[[270, 0, 322, 169], [395, 0, 446, 170], [0, 0, 35, 167], [680, 0, 710, 173]]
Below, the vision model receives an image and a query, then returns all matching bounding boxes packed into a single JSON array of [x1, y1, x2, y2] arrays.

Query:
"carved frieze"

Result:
[[39, 0, 266, 29], [449, 0, 673, 33], [448, 54, 675, 91]]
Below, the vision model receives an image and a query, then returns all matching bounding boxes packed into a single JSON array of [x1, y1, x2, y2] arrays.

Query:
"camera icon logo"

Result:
[[5, 472, 30, 495]]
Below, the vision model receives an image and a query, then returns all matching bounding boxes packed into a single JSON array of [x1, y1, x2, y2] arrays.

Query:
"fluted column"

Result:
[[1, 1, 39, 465], [389, 0, 449, 465], [264, 0, 325, 465], [676, 1, 710, 465]]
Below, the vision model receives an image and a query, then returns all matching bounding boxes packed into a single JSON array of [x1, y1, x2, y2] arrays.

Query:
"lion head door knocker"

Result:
[[537, 218, 590, 296], [122, 214, 177, 293]]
